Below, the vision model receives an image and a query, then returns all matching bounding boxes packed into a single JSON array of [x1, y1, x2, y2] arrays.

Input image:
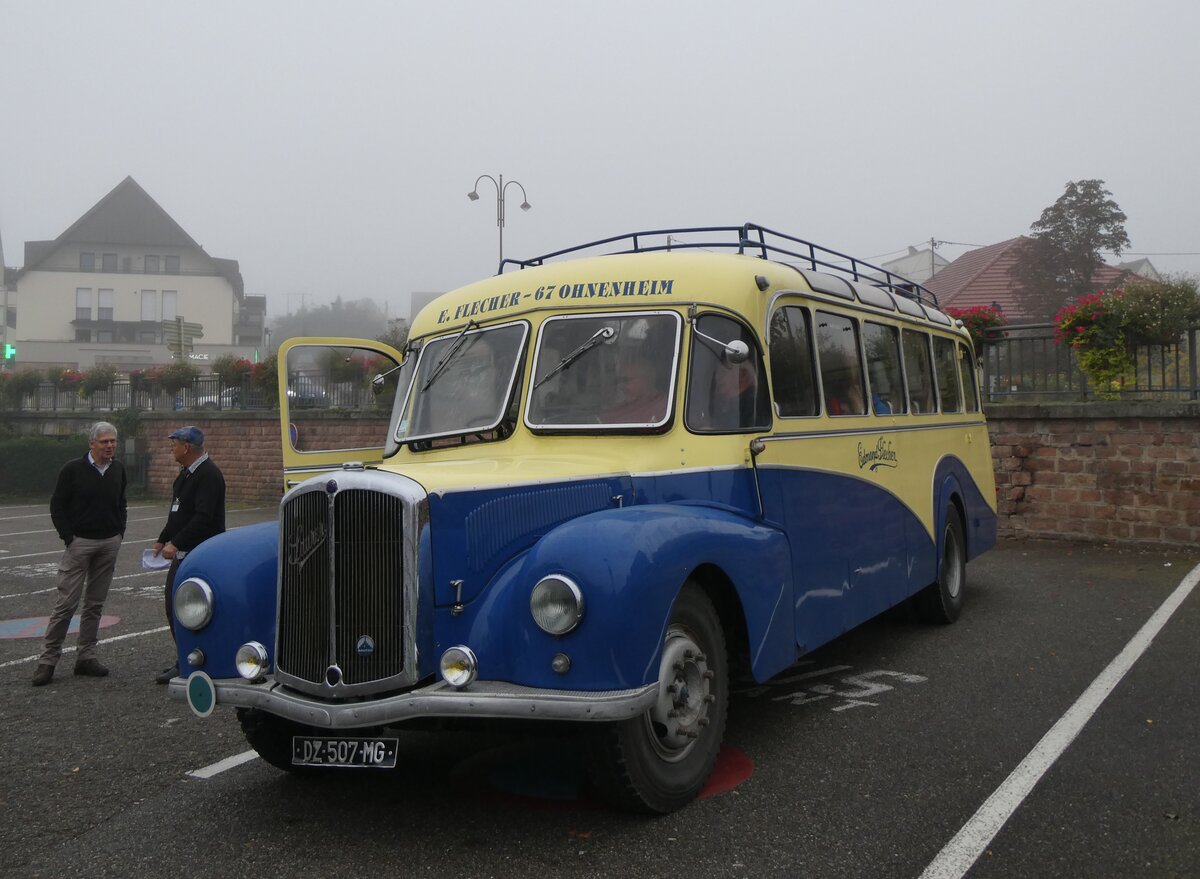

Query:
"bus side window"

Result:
[[902, 329, 935, 414], [815, 311, 866, 416], [685, 314, 771, 432], [960, 343, 981, 413], [768, 306, 818, 417], [863, 321, 905, 415], [933, 336, 963, 413]]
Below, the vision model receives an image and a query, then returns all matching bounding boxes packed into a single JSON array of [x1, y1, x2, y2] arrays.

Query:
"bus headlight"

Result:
[[235, 642, 270, 680], [174, 578, 214, 631], [530, 575, 584, 635]]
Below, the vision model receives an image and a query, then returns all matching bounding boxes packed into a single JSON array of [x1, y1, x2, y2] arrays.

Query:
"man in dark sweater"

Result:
[[151, 425, 225, 684], [33, 421, 127, 686]]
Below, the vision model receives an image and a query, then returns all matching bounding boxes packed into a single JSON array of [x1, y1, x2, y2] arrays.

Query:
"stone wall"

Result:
[[7, 402, 1199, 547], [987, 402, 1200, 546]]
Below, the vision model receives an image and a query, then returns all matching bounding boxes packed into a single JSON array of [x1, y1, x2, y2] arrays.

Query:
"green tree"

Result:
[[268, 297, 392, 344], [1010, 179, 1131, 320], [376, 318, 409, 351]]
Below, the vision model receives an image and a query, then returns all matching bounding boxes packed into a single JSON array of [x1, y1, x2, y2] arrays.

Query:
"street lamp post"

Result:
[[468, 174, 531, 265]]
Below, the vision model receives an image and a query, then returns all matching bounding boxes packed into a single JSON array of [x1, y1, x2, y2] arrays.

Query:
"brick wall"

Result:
[[7, 403, 1199, 547], [137, 412, 390, 502], [988, 402, 1200, 546]]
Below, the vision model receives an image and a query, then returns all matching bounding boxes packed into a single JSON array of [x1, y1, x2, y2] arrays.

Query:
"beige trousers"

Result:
[[37, 535, 122, 667]]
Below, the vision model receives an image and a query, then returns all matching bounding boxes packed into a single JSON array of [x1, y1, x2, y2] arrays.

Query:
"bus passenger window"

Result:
[[933, 336, 963, 413], [902, 330, 935, 414], [816, 311, 866, 416], [960, 343, 981, 413], [863, 322, 905, 415], [768, 307, 818, 417]]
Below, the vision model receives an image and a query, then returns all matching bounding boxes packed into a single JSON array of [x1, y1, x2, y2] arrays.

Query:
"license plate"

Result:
[[292, 736, 398, 768]]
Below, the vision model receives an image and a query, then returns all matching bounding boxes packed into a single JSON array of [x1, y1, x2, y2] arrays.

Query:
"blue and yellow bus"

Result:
[[169, 224, 997, 813]]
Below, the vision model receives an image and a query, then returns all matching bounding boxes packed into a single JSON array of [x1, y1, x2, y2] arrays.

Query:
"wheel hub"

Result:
[[647, 629, 714, 760]]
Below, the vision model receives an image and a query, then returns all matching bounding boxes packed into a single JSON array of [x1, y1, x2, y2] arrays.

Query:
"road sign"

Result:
[[162, 318, 204, 355]]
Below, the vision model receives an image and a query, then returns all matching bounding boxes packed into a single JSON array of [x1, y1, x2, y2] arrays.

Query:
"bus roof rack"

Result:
[[501, 222, 938, 308]]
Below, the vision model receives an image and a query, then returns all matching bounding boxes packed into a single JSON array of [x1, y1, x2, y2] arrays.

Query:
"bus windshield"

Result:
[[394, 322, 527, 442], [527, 311, 680, 429]]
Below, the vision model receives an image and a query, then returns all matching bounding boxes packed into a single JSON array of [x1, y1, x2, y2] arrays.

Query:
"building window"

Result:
[[144, 254, 160, 274], [96, 330, 114, 343], [76, 288, 92, 320], [139, 329, 158, 344], [102, 252, 118, 272], [6, 306, 15, 330], [98, 289, 114, 321], [162, 290, 178, 321], [80, 252, 96, 271], [76, 328, 92, 342], [141, 290, 157, 321], [164, 255, 180, 274]]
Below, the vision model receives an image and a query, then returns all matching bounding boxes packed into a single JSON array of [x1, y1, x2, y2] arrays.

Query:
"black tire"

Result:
[[916, 509, 966, 624], [586, 581, 728, 813], [237, 708, 319, 773]]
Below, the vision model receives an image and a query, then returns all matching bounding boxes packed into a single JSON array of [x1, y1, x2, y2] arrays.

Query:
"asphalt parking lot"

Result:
[[2, 499, 1197, 879]]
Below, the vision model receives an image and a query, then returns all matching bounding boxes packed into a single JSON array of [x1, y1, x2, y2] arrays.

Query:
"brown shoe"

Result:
[[73, 659, 110, 677], [32, 664, 54, 686]]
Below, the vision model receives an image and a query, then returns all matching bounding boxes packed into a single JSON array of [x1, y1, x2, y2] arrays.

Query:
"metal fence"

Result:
[[7, 331, 1199, 412], [980, 323, 1200, 402], [3, 372, 381, 413]]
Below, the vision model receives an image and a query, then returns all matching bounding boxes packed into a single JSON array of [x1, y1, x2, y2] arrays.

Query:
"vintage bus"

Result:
[[168, 224, 997, 812]]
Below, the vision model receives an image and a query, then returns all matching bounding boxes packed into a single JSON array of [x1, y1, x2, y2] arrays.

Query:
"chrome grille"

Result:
[[276, 478, 411, 693], [277, 489, 331, 685], [334, 489, 404, 685]]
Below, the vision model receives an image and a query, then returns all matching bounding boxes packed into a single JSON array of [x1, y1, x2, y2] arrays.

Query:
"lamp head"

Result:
[[520, 201, 531, 211], [467, 191, 480, 201]]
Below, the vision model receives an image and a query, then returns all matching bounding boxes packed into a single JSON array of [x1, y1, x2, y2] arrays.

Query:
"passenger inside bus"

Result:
[[604, 357, 667, 424]]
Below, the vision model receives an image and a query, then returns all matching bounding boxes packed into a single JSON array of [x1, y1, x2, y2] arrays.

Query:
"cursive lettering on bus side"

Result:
[[858, 437, 899, 471]]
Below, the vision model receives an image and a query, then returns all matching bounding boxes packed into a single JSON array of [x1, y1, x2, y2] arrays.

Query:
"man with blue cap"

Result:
[[151, 425, 225, 684]]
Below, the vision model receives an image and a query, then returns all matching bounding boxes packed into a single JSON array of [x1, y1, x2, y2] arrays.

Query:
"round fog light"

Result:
[[439, 646, 478, 689], [235, 642, 270, 680], [530, 575, 584, 635], [551, 653, 572, 674]]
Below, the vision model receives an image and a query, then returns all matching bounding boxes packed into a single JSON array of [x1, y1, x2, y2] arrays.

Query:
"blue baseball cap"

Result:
[[168, 425, 205, 446]]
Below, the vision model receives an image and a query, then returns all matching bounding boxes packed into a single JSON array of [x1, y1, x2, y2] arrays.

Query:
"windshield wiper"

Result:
[[421, 320, 479, 391], [533, 326, 615, 390]]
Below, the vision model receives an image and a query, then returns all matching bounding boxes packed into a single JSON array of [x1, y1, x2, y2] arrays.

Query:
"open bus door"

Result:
[[276, 337, 405, 492]]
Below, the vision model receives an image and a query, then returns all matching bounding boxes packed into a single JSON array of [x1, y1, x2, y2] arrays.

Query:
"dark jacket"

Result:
[[157, 457, 226, 552], [50, 454, 128, 544]]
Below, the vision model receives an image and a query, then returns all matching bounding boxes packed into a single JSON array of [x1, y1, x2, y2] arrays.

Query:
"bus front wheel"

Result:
[[586, 581, 729, 813]]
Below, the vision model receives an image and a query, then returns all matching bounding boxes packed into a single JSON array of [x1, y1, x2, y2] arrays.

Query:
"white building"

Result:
[[10, 176, 265, 371]]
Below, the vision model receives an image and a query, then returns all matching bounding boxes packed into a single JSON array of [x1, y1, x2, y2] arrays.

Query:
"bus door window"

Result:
[[863, 322, 905, 415], [960, 342, 981, 413], [768, 306, 818, 418], [685, 313, 771, 432], [815, 311, 866, 416], [933, 336, 964, 413], [901, 329, 936, 414]]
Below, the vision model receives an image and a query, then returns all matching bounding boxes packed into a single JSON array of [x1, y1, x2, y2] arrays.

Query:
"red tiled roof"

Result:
[[926, 236, 1129, 323]]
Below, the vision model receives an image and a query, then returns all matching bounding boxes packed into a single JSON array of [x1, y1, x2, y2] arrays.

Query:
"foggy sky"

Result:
[[2, 0, 1197, 323]]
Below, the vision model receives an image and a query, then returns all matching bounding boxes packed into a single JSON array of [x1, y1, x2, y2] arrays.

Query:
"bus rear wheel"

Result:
[[586, 581, 728, 813], [916, 511, 966, 624]]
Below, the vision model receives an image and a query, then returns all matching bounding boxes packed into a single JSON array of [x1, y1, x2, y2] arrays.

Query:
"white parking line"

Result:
[[0, 504, 159, 522], [920, 561, 1200, 879], [0, 625, 170, 669], [1, 569, 161, 599], [188, 750, 260, 779], [0, 515, 166, 538]]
